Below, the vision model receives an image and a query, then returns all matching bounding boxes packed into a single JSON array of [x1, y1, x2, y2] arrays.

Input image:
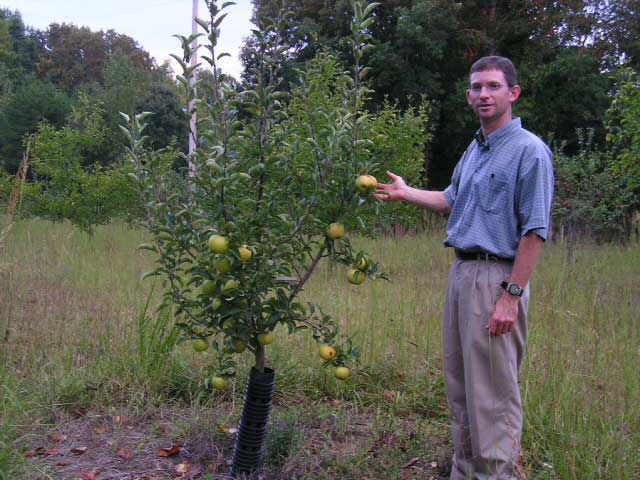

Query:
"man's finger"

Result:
[[386, 170, 399, 181], [488, 318, 496, 334]]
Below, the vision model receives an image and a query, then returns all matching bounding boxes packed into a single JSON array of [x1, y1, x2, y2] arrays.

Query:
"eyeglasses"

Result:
[[469, 82, 508, 93]]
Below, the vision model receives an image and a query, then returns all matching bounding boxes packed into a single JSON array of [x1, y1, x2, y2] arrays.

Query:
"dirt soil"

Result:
[[17, 403, 452, 480]]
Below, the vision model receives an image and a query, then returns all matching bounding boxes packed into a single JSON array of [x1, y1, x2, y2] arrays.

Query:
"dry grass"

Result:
[[1, 141, 30, 273]]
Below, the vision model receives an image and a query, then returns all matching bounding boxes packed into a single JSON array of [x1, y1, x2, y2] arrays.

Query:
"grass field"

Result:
[[1, 220, 638, 479]]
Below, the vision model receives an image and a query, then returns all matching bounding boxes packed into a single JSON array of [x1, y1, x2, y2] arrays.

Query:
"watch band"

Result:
[[501, 281, 524, 297]]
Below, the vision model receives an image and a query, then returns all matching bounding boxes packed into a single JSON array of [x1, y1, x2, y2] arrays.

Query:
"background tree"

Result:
[[0, 9, 44, 87], [134, 83, 188, 152], [552, 132, 635, 250], [517, 48, 612, 153], [34, 23, 154, 92], [19, 95, 140, 232], [605, 67, 640, 200], [100, 53, 151, 120], [0, 77, 71, 173], [0, 8, 188, 174]]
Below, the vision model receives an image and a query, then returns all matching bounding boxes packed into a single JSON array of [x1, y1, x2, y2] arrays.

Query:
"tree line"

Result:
[[0, 8, 188, 174], [1, 1, 639, 241]]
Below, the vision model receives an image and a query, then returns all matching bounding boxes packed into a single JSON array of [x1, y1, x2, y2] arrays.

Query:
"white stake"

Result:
[[188, 0, 199, 174]]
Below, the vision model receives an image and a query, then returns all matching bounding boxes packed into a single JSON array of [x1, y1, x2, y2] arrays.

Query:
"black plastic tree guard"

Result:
[[231, 367, 276, 477]]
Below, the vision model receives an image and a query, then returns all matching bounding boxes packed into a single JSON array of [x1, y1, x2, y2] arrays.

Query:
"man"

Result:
[[376, 56, 553, 479]]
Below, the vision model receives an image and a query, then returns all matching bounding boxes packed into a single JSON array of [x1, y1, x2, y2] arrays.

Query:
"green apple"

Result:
[[355, 175, 377, 193], [356, 256, 368, 271], [214, 257, 232, 274], [326, 222, 345, 240], [192, 338, 209, 352], [211, 376, 229, 390], [232, 338, 247, 353], [347, 268, 365, 285], [334, 366, 350, 380], [238, 245, 253, 262], [257, 331, 274, 345], [208, 235, 229, 254], [319, 344, 337, 360], [201, 280, 216, 296], [222, 279, 239, 296]]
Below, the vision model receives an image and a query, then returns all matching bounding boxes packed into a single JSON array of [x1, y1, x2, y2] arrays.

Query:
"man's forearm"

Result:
[[490, 231, 545, 335], [508, 232, 545, 288], [401, 187, 451, 214]]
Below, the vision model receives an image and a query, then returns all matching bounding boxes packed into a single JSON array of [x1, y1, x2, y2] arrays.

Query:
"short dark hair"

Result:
[[470, 56, 518, 87]]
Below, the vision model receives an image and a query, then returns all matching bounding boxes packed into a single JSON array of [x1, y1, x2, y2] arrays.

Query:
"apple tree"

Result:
[[124, 1, 430, 472]]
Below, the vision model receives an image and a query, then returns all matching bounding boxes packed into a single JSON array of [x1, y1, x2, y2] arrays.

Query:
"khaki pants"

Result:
[[443, 258, 529, 480]]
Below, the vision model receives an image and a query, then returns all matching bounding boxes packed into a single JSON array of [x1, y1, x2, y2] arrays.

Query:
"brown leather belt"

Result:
[[455, 250, 514, 263]]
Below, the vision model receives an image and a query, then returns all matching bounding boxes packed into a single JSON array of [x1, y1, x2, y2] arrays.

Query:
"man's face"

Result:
[[466, 69, 520, 127]]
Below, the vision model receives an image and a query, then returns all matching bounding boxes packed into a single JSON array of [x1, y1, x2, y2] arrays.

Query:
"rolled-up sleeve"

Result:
[[516, 148, 554, 240]]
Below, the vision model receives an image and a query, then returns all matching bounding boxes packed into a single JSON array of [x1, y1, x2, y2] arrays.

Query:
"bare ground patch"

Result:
[[16, 401, 452, 480]]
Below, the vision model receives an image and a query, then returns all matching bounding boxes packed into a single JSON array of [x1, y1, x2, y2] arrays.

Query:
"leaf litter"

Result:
[[17, 402, 452, 479]]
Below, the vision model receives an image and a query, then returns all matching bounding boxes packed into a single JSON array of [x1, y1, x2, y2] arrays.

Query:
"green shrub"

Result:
[[552, 130, 635, 243], [15, 95, 147, 233]]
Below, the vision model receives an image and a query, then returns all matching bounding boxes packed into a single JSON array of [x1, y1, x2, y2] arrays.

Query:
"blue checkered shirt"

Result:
[[443, 118, 554, 259]]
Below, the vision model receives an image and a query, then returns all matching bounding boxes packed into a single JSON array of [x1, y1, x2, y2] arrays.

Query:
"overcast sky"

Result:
[[1, 0, 254, 79]]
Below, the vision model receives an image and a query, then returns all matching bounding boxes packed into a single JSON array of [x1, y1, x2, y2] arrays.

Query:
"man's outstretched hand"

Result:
[[375, 171, 407, 202]]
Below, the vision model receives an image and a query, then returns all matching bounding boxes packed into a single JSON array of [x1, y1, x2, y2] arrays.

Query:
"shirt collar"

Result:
[[474, 117, 522, 150]]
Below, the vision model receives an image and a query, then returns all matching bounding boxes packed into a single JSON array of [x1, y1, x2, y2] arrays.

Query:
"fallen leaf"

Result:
[[430, 461, 438, 468], [217, 424, 230, 434], [402, 456, 420, 469], [94, 426, 110, 434], [50, 433, 67, 443], [114, 415, 128, 424], [78, 470, 98, 480], [24, 447, 45, 457], [383, 390, 395, 400], [55, 460, 72, 466], [71, 446, 88, 455], [73, 407, 87, 417], [45, 448, 60, 456], [157, 444, 181, 457], [174, 460, 192, 474], [116, 447, 134, 459]]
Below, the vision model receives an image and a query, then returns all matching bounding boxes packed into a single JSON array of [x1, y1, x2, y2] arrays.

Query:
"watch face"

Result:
[[508, 284, 521, 296]]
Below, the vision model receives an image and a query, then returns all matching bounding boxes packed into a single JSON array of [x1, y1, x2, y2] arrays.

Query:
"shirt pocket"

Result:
[[474, 172, 510, 214]]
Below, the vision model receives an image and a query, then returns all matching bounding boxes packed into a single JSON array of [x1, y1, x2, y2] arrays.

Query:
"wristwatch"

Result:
[[501, 281, 524, 297]]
